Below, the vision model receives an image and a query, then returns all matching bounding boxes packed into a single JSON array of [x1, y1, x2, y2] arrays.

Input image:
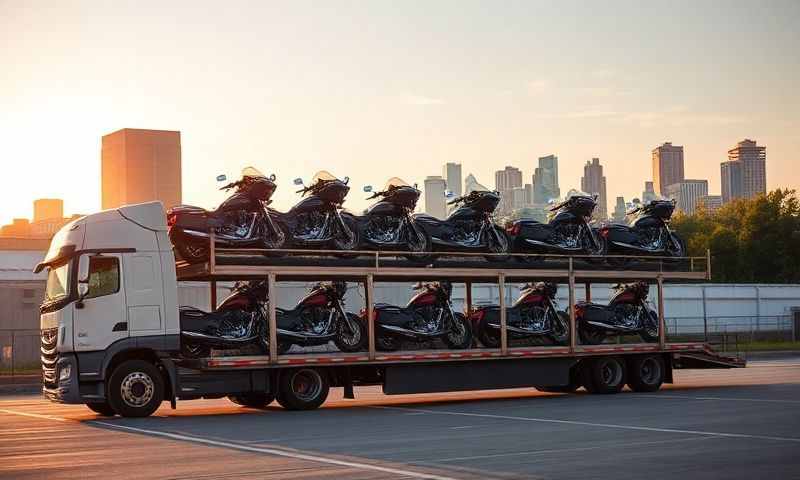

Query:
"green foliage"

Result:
[[672, 189, 800, 283]]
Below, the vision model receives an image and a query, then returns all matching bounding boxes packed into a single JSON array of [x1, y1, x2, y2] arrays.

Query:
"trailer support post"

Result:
[[465, 281, 473, 315], [569, 258, 577, 353], [584, 282, 591, 302], [210, 281, 217, 311], [499, 273, 508, 354], [268, 273, 278, 364], [366, 274, 376, 361], [657, 275, 666, 348], [208, 230, 216, 274]]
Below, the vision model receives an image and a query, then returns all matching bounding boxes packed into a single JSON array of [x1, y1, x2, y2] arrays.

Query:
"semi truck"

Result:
[[37, 202, 743, 417]]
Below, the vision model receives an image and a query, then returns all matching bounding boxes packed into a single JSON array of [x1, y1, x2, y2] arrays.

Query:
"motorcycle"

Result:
[[167, 167, 287, 263], [599, 198, 686, 266], [365, 281, 473, 351], [179, 280, 367, 357], [506, 192, 606, 261], [355, 178, 432, 260], [470, 282, 569, 348], [413, 190, 510, 262], [574, 281, 660, 344], [269, 171, 360, 254]]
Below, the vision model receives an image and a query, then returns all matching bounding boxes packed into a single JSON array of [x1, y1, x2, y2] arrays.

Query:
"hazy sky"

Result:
[[2, 0, 798, 224]]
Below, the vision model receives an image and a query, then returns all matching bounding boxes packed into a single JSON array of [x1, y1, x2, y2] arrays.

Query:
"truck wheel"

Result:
[[627, 355, 665, 392], [107, 360, 164, 418], [228, 392, 276, 408], [582, 356, 626, 394], [86, 401, 117, 416], [276, 368, 329, 411]]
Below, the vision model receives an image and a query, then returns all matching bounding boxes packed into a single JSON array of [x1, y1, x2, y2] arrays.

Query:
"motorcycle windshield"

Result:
[[383, 177, 410, 190], [241, 166, 266, 179], [311, 170, 339, 184]]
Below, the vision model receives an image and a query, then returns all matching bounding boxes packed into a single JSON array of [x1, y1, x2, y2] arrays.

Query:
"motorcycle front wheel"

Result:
[[484, 226, 511, 263], [261, 220, 290, 257], [548, 311, 570, 345], [639, 309, 660, 343], [334, 313, 368, 352], [403, 225, 433, 262], [333, 216, 361, 257], [583, 232, 608, 264], [443, 312, 473, 349], [578, 324, 606, 345]]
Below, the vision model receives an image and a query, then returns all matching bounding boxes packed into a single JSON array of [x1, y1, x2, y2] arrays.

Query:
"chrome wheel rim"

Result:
[[447, 317, 467, 345], [339, 316, 361, 347], [290, 370, 323, 402], [600, 360, 623, 386], [120, 372, 155, 408]]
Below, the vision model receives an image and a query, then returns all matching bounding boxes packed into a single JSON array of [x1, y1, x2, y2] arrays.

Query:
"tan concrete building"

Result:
[[666, 179, 708, 215], [725, 139, 766, 200], [581, 157, 608, 219], [33, 199, 63, 222], [101, 128, 182, 210], [652, 142, 685, 197]]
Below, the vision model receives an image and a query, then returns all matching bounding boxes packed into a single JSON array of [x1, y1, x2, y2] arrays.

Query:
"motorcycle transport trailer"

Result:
[[38, 202, 744, 417]]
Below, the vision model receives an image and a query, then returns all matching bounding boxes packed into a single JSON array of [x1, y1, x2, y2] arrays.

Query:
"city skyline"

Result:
[[2, 2, 798, 224]]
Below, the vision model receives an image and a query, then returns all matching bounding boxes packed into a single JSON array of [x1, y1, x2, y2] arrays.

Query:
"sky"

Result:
[[1, 0, 798, 224]]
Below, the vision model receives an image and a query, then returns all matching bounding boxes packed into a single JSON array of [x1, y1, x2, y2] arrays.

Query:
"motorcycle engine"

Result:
[[219, 212, 251, 238], [639, 227, 662, 249], [295, 212, 327, 240], [300, 308, 333, 335], [451, 220, 481, 246], [613, 304, 641, 329], [366, 216, 401, 243], [411, 306, 442, 333], [552, 224, 580, 248], [520, 306, 547, 332]]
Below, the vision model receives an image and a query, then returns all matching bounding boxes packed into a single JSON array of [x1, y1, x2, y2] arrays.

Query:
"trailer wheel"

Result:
[[276, 368, 330, 411], [627, 355, 665, 392], [582, 356, 626, 394], [107, 360, 164, 417], [86, 401, 117, 416], [228, 392, 276, 408]]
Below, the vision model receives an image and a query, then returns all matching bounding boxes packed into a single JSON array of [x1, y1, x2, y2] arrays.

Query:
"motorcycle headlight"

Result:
[[58, 364, 71, 382]]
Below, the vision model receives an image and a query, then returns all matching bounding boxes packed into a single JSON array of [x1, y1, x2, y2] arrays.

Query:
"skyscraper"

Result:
[[443, 162, 462, 197], [697, 195, 723, 212], [495, 166, 523, 215], [652, 142, 685, 197], [101, 128, 182, 210], [724, 139, 766, 200], [642, 181, 657, 203], [666, 180, 709, 214], [33, 199, 63, 222], [423, 176, 447, 219], [720, 160, 743, 203], [612, 196, 627, 222], [532, 154, 560, 204], [581, 158, 607, 219]]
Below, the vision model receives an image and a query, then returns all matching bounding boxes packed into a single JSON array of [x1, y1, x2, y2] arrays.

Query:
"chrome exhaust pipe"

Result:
[[378, 324, 445, 338]]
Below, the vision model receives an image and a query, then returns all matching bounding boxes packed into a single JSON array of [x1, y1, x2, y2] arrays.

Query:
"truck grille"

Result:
[[41, 328, 58, 387]]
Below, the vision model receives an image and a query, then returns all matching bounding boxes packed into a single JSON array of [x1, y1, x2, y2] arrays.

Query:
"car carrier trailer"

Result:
[[37, 202, 744, 417]]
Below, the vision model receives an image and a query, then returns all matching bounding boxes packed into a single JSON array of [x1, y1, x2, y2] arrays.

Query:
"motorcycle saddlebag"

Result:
[[509, 220, 550, 242], [475, 306, 522, 327], [577, 302, 615, 323], [374, 304, 413, 328]]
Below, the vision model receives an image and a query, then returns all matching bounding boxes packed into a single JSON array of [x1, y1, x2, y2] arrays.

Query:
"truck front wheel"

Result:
[[276, 368, 329, 411], [107, 360, 164, 417], [86, 401, 117, 416], [228, 392, 276, 408]]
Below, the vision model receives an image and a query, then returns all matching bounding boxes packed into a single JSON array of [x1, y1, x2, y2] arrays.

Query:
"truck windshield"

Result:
[[45, 263, 70, 303]]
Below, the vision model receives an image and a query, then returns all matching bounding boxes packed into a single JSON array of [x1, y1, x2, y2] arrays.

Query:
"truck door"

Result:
[[73, 254, 128, 351]]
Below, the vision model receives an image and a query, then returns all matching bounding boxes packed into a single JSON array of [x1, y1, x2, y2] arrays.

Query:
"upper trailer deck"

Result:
[[175, 244, 711, 283]]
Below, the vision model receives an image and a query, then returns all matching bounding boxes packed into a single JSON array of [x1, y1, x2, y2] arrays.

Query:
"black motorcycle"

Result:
[[269, 171, 360, 254], [365, 281, 472, 351], [168, 167, 287, 263], [574, 281, 660, 344], [470, 282, 569, 347], [180, 280, 367, 357], [506, 192, 606, 260], [599, 199, 686, 265], [356, 178, 432, 260], [413, 190, 510, 261]]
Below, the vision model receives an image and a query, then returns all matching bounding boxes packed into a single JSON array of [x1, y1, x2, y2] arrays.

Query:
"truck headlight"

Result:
[[58, 364, 71, 381]]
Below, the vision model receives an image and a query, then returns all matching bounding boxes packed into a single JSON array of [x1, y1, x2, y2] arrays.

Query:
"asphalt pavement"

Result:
[[2, 359, 800, 479]]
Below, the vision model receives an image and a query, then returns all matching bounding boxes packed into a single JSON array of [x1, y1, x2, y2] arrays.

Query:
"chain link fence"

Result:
[[0, 330, 41, 377]]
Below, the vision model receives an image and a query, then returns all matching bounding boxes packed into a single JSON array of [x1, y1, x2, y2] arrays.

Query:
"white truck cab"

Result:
[[37, 202, 181, 416]]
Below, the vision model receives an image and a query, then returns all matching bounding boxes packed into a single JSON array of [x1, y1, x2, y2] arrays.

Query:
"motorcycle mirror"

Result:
[[343, 176, 350, 185], [293, 178, 304, 186], [414, 183, 418, 189], [445, 190, 454, 198], [363, 185, 373, 192], [216, 174, 227, 182], [269, 173, 276, 181]]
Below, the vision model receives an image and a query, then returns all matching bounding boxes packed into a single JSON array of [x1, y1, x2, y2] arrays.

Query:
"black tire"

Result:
[[583, 232, 607, 264], [666, 233, 686, 258], [376, 333, 401, 351], [403, 224, 433, 262], [276, 368, 330, 411], [86, 401, 117, 416], [548, 311, 570, 345], [639, 308, 660, 343], [627, 355, 665, 392], [277, 341, 293, 355], [228, 392, 276, 408], [262, 220, 290, 257], [443, 312, 473, 349], [333, 215, 360, 257], [578, 323, 606, 345], [107, 360, 165, 418], [484, 226, 511, 262], [476, 316, 501, 348], [582, 356, 627, 394], [181, 341, 211, 359], [334, 313, 368, 352]]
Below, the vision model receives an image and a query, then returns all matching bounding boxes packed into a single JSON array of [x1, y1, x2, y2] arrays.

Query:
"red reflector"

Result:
[[599, 227, 609, 238], [167, 214, 177, 227], [506, 223, 521, 236]]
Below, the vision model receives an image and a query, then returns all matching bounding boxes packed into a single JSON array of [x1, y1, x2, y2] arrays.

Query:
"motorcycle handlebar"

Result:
[[447, 196, 463, 205]]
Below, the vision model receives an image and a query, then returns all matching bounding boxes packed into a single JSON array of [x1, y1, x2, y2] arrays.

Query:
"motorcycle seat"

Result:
[[169, 205, 223, 229], [179, 306, 249, 332]]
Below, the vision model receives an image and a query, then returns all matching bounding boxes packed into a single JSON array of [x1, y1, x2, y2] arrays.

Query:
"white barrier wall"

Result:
[[178, 281, 800, 335]]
